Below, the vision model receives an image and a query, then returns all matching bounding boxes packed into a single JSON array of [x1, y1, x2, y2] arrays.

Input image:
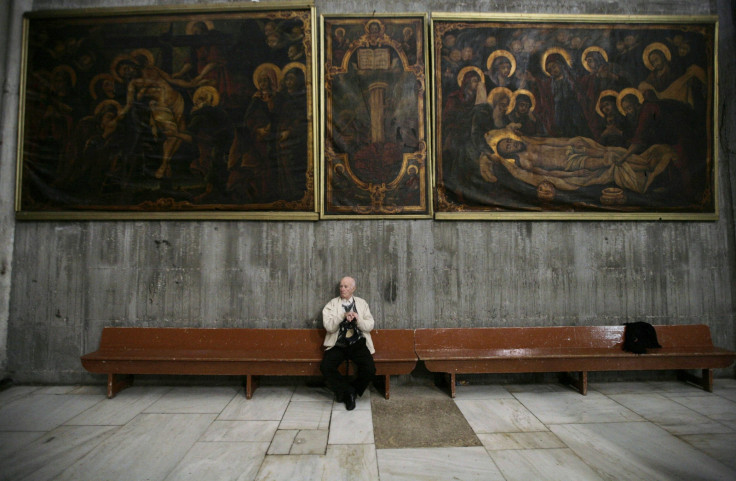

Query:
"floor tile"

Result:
[[279, 401, 332, 430], [680, 433, 736, 471], [453, 384, 514, 400], [219, 387, 292, 421], [514, 391, 643, 424], [721, 420, 736, 431], [290, 429, 328, 454], [377, 446, 504, 481], [4, 381, 734, 481], [714, 379, 736, 389], [0, 394, 104, 431], [0, 386, 41, 406], [455, 398, 547, 433], [322, 444, 379, 481], [2, 425, 118, 481], [35, 386, 80, 395], [505, 383, 570, 394], [354, 391, 372, 410], [268, 429, 299, 455], [163, 441, 269, 481], [669, 394, 736, 421], [716, 388, 736, 403], [329, 409, 374, 444], [200, 420, 279, 442], [256, 444, 378, 481], [491, 448, 605, 481], [254, 454, 325, 480], [478, 431, 566, 450], [66, 386, 170, 425], [291, 385, 333, 402], [552, 421, 736, 481], [0, 431, 45, 457], [610, 393, 732, 435], [68, 385, 108, 395], [588, 381, 653, 395], [54, 413, 215, 481], [143, 386, 238, 414], [647, 381, 713, 395]]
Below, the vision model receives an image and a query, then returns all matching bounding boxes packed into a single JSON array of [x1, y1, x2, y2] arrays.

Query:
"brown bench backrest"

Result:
[[653, 324, 714, 347], [97, 327, 325, 355], [414, 325, 716, 351], [95, 327, 416, 358], [371, 329, 417, 360]]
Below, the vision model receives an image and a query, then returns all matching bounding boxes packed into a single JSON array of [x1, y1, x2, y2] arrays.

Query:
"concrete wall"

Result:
[[0, 0, 32, 377], [1, 0, 734, 383]]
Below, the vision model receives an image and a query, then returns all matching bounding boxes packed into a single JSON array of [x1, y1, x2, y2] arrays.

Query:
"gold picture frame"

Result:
[[320, 14, 432, 218], [15, 2, 319, 220], [431, 13, 718, 220]]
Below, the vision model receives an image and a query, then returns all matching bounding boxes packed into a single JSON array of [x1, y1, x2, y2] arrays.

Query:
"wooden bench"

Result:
[[415, 325, 736, 397], [81, 327, 417, 400]]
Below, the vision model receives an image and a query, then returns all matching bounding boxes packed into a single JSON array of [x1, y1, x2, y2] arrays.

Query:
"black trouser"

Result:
[[320, 337, 376, 400]]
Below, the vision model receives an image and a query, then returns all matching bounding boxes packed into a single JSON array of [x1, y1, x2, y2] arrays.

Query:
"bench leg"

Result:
[[373, 374, 391, 399], [245, 375, 260, 399], [432, 373, 457, 398], [559, 371, 588, 395], [107, 374, 133, 399], [678, 369, 714, 392], [432, 372, 455, 397]]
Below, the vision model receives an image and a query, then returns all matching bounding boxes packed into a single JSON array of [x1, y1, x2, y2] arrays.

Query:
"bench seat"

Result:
[[81, 327, 417, 399], [415, 325, 736, 397]]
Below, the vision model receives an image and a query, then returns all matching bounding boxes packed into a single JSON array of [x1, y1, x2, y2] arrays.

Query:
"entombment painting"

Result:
[[433, 15, 717, 219]]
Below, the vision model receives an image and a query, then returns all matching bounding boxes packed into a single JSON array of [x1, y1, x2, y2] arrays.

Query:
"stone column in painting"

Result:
[[368, 82, 388, 143]]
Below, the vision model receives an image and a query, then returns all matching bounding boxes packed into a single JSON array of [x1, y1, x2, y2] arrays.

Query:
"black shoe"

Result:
[[344, 392, 356, 411]]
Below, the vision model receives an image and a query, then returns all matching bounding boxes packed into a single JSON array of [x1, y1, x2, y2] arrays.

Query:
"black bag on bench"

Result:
[[623, 321, 662, 354]]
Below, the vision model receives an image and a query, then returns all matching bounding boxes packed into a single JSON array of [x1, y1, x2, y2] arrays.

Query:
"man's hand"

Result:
[[345, 311, 357, 323]]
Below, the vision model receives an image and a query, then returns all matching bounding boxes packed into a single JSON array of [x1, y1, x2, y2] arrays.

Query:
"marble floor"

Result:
[[1, 379, 736, 481]]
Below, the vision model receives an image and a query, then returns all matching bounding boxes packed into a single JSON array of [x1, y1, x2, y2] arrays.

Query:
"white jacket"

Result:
[[322, 296, 375, 353]]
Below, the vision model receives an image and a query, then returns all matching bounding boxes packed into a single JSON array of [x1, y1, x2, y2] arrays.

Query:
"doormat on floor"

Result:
[[371, 396, 482, 449]]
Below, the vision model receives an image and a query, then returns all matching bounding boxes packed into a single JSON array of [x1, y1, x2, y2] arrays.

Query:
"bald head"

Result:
[[339, 276, 356, 300]]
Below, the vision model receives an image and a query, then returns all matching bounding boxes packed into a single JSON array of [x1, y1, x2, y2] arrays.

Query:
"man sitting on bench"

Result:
[[320, 276, 376, 410]]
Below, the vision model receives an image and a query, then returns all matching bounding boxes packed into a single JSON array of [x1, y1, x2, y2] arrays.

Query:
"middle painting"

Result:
[[321, 15, 432, 218]]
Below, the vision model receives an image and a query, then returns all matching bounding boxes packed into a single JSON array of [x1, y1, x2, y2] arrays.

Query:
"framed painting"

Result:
[[432, 14, 718, 220], [321, 14, 432, 218], [15, 2, 318, 220]]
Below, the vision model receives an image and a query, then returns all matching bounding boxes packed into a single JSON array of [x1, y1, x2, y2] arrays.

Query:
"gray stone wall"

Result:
[[1, 0, 734, 383], [0, 0, 32, 377]]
